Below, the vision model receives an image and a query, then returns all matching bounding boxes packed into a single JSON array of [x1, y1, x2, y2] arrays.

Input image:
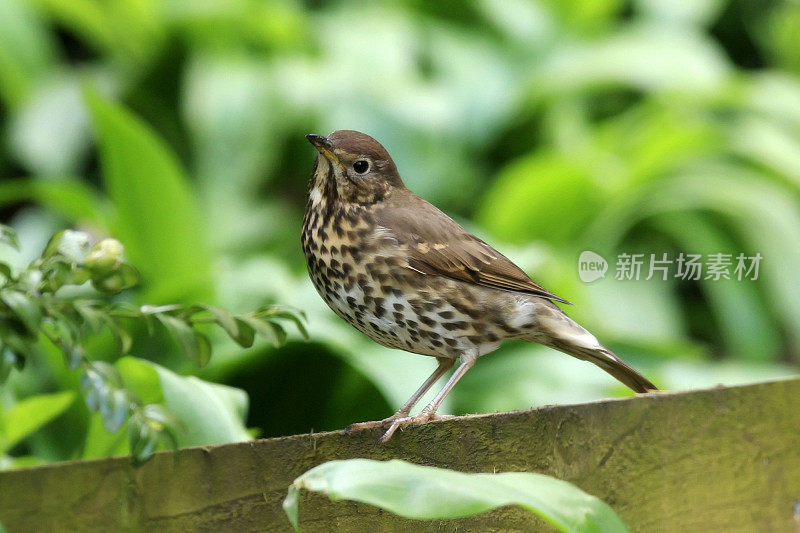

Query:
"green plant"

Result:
[[0, 224, 305, 463], [284, 459, 630, 532]]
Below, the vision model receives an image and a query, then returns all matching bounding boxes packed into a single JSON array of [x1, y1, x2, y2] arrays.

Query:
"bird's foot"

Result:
[[343, 413, 409, 435], [376, 410, 450, 444]]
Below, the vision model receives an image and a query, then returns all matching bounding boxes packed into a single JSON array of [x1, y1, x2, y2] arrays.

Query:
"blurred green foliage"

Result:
[[1, 0, 799, 466], [0, 225, 304, 464]]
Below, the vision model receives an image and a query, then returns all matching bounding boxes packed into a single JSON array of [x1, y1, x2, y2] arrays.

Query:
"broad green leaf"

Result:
[[30, 0, 163, 65], [80, 411, 130, 460], [84, 89, 212, 303], [588, 163, 800, 346], [0, 391, 75, 454], [284, 459, 630, 532], [116, 356, 163, 405], [745, 73, 800, 130], [477, 152, 602, 244], [650, 211, 780, 362], [0, 178, 104, 226], [730, 116, 800, 188], [532, 23, 730, 94], [154, 362, 251, 447], [118, 358, 251, 447], [0, 0, 57, 108]]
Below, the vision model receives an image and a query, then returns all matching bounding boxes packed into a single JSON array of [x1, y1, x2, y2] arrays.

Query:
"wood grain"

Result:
[[1, 378, 799, 532]]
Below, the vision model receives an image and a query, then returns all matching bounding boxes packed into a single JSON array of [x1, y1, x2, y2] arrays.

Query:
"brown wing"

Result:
[[375, 196, 572, 305]]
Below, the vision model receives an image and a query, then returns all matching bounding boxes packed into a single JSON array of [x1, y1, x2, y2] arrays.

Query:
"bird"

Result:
[[301, 130, 658, 443]]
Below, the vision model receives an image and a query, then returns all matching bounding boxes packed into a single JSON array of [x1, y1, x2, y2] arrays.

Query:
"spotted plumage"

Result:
[[301, 130, 657, 442]]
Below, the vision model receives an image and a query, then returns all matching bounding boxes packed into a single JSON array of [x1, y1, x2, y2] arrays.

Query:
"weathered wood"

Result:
[[1, 378, 799, 532]]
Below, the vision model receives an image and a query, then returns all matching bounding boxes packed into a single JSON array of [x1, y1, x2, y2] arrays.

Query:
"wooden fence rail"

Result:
[[1, 378, 799, 531]]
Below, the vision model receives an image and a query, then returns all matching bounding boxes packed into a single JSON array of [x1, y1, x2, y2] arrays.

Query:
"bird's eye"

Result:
[[353, 160, 369, 174]]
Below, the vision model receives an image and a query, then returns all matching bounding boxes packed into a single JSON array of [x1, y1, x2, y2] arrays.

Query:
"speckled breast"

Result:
[[301, 203, 511, 360]]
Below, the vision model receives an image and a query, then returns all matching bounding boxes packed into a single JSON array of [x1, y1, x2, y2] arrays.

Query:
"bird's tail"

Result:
[[528, 301, 658, 393], [541, 338, 658, 393]]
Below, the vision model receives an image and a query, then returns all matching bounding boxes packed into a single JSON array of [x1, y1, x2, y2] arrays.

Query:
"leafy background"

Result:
[[1, 0, 800, 467]]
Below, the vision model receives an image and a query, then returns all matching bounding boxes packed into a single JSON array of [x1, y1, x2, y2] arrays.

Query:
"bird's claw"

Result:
[[342, 414, 408, 435], [376, 411, 445, 443], [344, 411, 451, 442]]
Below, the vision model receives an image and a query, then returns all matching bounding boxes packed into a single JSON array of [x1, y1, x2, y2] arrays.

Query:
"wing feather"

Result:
[[375, 199, 572, 305]]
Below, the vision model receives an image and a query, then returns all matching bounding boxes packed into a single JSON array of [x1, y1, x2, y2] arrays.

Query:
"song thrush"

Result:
[[301, 130, 657, 442]]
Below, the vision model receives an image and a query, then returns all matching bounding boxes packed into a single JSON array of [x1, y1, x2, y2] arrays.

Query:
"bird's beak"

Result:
[[306, 134, 343, 168]]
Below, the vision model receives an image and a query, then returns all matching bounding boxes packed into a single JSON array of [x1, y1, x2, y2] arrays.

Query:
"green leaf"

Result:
[[0, 225, 19, 250], [80, 362, 122, 415], [477, 152, 602, 245], [0, 391, 75, 454], [74, 300, 106, 333], [239, 315, 286, 346], [532, 23, 729, 94], [155, 366, 250, 446], [0, 178, 104, 224], [128, 415, 159, 464], [99, 388, 131, 432], [650, 211, 780, 362], [84, 89, 212, 303], [0, 263, 13, 281], [284, 459, 630, 532], [155, 314, 211, 367], [189, 304, 255, 347], [117, 357, 251, 454], [82, 356, 162, 461], [124, 359, 250, 447], [31, 0, 164, 65], [260, 306, 309, 339], [232, 317, 255, 348], [0, 0, 57, 108], [126, 403, 181, 464], [0, 290, 42, 337], [116, 356, 163, 405], [104, 316, 133, 354]]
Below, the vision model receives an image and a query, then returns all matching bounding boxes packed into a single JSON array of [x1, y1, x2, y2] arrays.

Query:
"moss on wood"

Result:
[[1, 378, 799, 531]]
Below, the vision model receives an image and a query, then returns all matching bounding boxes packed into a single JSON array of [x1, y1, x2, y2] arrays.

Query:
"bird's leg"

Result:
[[343, 358, 454, 434], [377, 356, 476, 443]]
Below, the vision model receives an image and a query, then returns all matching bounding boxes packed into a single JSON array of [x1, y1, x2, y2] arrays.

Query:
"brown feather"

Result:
[[375, 191, 572, 305]]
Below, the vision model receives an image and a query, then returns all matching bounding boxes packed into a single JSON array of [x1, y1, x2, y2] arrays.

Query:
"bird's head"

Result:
[[306, 130, 403, 205]]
